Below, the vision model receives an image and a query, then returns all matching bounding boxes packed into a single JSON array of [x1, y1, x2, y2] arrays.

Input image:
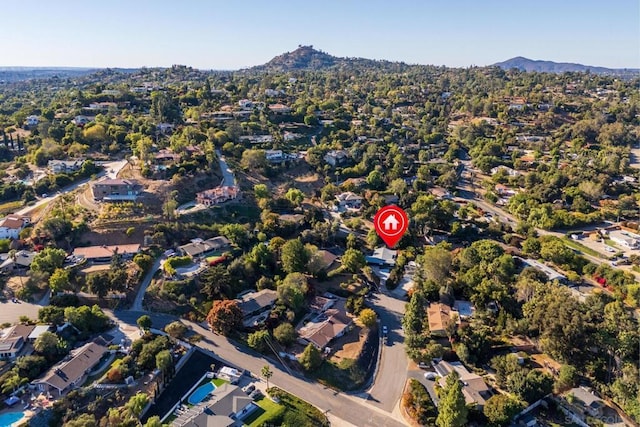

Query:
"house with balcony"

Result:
[[196, 186, 239, 206], [91, 179, 142, 201], [0, 216, 29, 240]]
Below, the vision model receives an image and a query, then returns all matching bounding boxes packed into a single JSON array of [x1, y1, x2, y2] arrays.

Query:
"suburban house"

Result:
[[237, 289, 278, 327], [298, 304, 352, 350], [311, 250, 338, 273], [182, 383, 256, 426], [73, 244, 141, 263], [48, 159, 85, 174], [515, 257, 567, 283], [434, 360, 492, 409], [0, 216, 29, 239], [178, 236, 231, 259], [265, 150, 298, 164], [196, 186, 240, 206], [335, 192, 363, 211], [564, 387, 606, 418], [28, 325, 53, 342], [366, 247, 397, 267], [268, 103, 291, 114], [0, 324, 35, 360], [153, 149, 181, 165], [609, 229, 640, 249], [323, 150, 349, 167], [91, 179, 142, 201], [72, 115, 92, 126], [25, 115, 39, 126], [34, 338, 110, 396], [156, 123, 175, 134], [0, 250, 36, 271], [490, 165, 520, 177], [427, 302, 455, 337]]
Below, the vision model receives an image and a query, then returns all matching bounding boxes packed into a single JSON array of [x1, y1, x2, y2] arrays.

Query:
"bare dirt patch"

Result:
[[78, 227, 145, 246], [329, 325, 367, 362]]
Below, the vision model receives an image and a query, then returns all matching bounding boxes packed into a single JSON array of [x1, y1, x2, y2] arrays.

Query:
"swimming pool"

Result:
[[0, 411, 25, 427], [188, 382, 216, 405]]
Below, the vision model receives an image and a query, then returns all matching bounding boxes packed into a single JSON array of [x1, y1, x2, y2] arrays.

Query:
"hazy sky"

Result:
[[3, 0, 639, 69]]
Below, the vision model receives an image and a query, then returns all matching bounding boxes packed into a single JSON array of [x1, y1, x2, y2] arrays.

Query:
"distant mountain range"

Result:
[[493, 56, 638, 75]]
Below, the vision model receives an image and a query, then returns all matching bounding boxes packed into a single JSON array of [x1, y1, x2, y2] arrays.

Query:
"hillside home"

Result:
[[48, 159, 85, 174], [72, 115, 92, 126], [91, 179, 141, 201], [34, 338, 109, 397], [335, 192, 363, 211], [564, 387, 606, 418], [73, 244, 141, 263], [196, 186, 239, 206], [434, 360, 492, 409], [324, 150, 349, 167], [0, 216, 29, 239], [25, 115, 39, 126], [0, 250, 36, 271], [366, 247, 397, 267], [178, 236, 231, 259], [268, 103, 291, 114], [237, 289, 278, 327]]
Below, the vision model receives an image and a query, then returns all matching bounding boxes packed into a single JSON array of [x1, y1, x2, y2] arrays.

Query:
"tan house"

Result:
[[298, 307, 352, 349], [434, 360, 492, 409], [427, 302, 454, 337], [0, 324, 35, 360], [34, 338, 109, 396], [73, 244, 141, 263], [196, 186, 239, 206]]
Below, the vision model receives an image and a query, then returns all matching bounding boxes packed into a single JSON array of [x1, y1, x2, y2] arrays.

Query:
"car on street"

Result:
[[382, 326, 388, 336]]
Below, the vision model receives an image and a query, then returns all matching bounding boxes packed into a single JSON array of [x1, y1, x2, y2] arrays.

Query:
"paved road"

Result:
[[130, 256, 164, 311], [108, 310, 408, 427], [366, 290, 409, 415], [0, 289, 50, 324], [216, 150, 236, 187]]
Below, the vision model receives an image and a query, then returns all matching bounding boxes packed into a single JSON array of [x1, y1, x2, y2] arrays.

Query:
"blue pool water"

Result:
[[0, 411, 24, 427], [188, 382, 216, 405]]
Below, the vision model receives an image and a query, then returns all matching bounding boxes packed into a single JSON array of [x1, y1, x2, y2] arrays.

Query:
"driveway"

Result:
[[216, 150, 236, 187], [108, 310, 406, 427], [130, 256, 164, 311]]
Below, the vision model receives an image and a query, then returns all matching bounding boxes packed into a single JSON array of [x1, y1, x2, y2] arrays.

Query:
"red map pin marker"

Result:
[[374, 205, 409, 248]]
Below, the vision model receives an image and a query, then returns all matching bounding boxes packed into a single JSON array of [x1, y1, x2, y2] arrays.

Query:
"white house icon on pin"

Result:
[[382, 214, 400, 231]]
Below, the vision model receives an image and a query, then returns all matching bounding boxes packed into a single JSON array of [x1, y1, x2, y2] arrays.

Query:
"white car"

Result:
[[424, 372, 438, 380], [382, 326, 388, 336]]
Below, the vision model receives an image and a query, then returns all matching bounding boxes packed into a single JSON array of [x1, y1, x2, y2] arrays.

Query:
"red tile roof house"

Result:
[[196, 186, 240, 207], [0, 216, 30, 240], [91, 179, 142, 201]]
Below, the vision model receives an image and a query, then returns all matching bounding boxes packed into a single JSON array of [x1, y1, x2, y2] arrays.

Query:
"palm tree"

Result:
[[261, 365, 273, 391]]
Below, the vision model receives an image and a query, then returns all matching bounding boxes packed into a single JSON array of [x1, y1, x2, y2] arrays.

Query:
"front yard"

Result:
[[242, 387, 329, 427]]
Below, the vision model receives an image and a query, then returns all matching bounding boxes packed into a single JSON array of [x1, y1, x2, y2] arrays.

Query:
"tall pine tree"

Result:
[[436, 371, 468, 427]]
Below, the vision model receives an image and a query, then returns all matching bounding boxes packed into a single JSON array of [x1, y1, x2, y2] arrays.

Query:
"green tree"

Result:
[[48, 268, 71, 293], [247, 330, 270, 353], [30, 247, 66, 274], [136, 315, 152, 332], [277, 273, 308, 312], [164, 321, 188, 339], [125, 392, 149, 418], [33, 331, 61, 360], [555, 364, 578, 393], [281, 239, 309, 273], [273, 323, 297, 346], [484, 394, 524, 426], [436, 371, 468, 427], [261, 365, 273, 390], [418, 247, 452, 284], [206, 300, 243, 335], [64, 414, 97, 427], [341, 248, 365, 273], [285, 188, 305, 207], [38, 306, 65, 326], [299, 343, 322, 371], [254, 184, 269, 199], [143, 416, 163, 427], [358, 308, 377, 328], [241, 149, 267, 170], [156, 349, 173, 382]]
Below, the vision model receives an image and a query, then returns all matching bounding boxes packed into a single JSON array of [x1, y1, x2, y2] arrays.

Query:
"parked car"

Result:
[[424, 372, 438, 380], [382, 326, 388, 336], [418, 362, 429, 369], [242, 384, 255, 394], [249, 389, 263, 399]]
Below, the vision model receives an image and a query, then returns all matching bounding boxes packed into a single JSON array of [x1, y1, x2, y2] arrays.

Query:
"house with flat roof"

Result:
[[609, 229, 640, 249], [178, 237, 231, 259], [73, 244, 141, 263], [434, 360, 492, 409], [196, 186, 239, 206], [0, 324, 35, 360], [0, 250, 36, 271], [182, 383, 257, 426], [324, 150, 349, 167], [34, 338, 109, 396], [427, 302, 455, 337], [91, 178, 142, 201], [515, 257, 567, 283]]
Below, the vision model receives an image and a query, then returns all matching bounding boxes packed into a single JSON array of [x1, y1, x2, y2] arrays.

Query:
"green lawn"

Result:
[[562, 237, 607, 259], [0, 200, 23, 216], [212, 378, 227, 387], [245, 397, 285, 427]]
